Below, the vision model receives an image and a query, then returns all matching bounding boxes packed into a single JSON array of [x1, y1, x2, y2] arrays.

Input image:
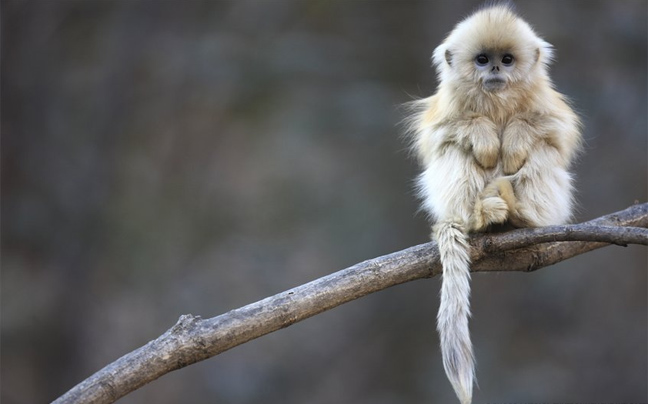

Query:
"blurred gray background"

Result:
[[2, 0, 646, 403]]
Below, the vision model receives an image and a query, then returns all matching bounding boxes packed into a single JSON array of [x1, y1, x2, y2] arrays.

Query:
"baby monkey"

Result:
[[408, 4, 581, 403]]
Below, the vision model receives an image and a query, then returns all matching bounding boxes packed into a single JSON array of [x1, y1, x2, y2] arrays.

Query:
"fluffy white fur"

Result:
[[408, 5, 582, 403]]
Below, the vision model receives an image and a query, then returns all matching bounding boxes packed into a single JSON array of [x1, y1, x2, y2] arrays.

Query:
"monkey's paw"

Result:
[[463, 116, 499, 169], [471, 196, 508, 231], [481, 196, 509, 224], [472, 137, 500, 169], [482, 177, 515, 202], [501, 149, 527, 174]]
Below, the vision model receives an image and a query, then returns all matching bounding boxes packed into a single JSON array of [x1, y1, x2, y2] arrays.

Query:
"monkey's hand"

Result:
[[501, 117, 537, 174], [501, 138, 528, 174], [465, 117, 500, 169]]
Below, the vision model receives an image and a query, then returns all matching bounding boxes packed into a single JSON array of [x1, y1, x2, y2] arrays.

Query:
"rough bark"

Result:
[[53, 203, 648, 404]]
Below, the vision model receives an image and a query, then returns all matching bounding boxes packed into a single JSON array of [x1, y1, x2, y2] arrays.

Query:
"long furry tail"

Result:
[[434, 220, 475, 404]]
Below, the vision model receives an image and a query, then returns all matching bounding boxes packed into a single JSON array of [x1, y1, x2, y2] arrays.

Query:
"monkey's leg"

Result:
[[509, 146, 574, 226], [419, 147, 487, 227]]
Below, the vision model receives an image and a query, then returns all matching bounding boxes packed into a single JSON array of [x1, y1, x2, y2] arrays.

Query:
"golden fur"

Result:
[[407, 5, 582, 403]]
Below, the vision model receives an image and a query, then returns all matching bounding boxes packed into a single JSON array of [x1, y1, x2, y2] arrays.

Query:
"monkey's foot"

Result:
[[470, 196, 508, 231], [482, 177, 529, 228], [483, 177, 515, 206]]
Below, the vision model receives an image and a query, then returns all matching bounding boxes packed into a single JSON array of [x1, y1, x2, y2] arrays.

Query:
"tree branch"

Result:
[[53, 203, 648, 404]]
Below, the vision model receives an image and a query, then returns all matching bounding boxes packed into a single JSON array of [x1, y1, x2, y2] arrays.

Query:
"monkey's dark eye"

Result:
[[476, 54, 489, 66], [502, 54, 514, 65]]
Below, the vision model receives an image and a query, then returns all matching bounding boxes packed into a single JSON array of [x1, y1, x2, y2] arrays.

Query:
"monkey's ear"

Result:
[[432, 44, 450, 70], [536, 41, 555, 65], [445, 50, 453, 66]]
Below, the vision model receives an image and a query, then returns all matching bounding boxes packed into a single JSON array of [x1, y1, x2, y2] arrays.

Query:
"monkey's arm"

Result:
[[501, 95, 581, 175], [503, 105, 581, 227], [500, 114, 540, 175], [447, 116, 500, 169], [415, 95, 500, 169]]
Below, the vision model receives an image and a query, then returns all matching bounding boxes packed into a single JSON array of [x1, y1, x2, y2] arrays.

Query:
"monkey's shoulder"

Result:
[[416, 93, 472, 128], [417, 94, 445, 126]]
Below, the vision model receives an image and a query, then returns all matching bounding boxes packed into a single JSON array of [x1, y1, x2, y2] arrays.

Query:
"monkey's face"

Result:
[[441, 43, 540, 95], [473, 50, 516, 92], [433, 5, 553, 96]]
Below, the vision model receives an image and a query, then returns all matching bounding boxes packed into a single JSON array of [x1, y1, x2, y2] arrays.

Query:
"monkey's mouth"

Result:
[[483, 77, 507, 92]]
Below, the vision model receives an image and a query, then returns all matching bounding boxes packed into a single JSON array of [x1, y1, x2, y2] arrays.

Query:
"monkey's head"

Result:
[[433, 4, 553, 95]]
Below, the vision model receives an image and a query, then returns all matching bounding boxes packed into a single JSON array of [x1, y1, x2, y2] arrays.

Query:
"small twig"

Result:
[[52, 203, 648, 404]]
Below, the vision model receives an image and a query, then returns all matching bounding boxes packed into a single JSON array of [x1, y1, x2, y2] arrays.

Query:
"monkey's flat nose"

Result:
[[491, 65, 500, 72]]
